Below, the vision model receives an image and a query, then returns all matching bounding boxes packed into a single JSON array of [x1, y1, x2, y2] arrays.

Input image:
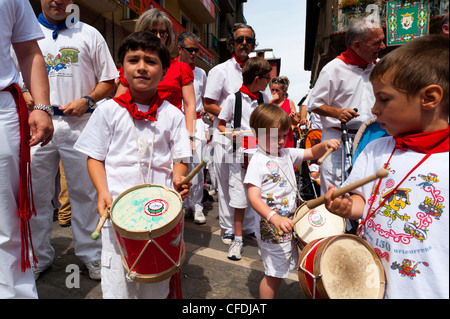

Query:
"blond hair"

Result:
[[135, 9, 174, 50], [250, 103, 291, 136]]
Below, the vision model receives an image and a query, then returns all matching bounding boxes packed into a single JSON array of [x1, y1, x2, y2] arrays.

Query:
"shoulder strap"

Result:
[[233, 91, 242, 131]]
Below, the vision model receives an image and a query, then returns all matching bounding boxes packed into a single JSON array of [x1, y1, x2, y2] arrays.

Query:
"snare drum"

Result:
[[297, 234, 385, 299], [110, 184, 185, 283], [294, 203, 345, 248]]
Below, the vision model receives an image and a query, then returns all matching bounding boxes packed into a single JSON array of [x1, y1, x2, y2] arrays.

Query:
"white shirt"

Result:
[[306, 59, 376, 131], [192, 67, 207, 113], [346, 136, 449, 299], [74, 99, 192, 200], [37, 21, 117, 107]]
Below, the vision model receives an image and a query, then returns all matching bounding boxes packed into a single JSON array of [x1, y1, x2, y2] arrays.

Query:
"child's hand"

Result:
[[270, 214, 294, 234], [174, 176, 191, 200], [325, 138, 340, 152], [323, 184, 353, 218], [97, 190, 113, 217]]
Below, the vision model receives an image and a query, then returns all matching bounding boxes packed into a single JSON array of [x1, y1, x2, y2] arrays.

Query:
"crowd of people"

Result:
[[0, 0, 448, 300]]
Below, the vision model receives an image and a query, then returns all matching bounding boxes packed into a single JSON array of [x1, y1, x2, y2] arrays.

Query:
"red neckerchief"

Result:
[[239, 84, 260, 101], [336, 47, 374, 70], [233, 55, 247, 68], [358, 126, 449, 235], [113, 89, 163, 121], [1, 84, 38, 271]]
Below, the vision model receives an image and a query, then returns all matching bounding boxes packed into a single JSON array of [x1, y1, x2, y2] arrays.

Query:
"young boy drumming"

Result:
[[324, 35, 449, 299], [74, 31, 192, 299]]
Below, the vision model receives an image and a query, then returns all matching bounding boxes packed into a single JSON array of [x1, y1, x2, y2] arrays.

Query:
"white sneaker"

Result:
[[227, 239, 243, 260], [85, 260, 101, 281], [194, 211, 206, 224]]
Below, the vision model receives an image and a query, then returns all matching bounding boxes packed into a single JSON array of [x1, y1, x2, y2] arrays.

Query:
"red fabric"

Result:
[[239, 84, 260, 101], [113, 88, 164, 121], [118, 58, 194, 110], [232, 55, 246, 68], [279, 99, 294, 148], [168, 270, 183, 299], [336, 47, 374, 70], [2, 84, 38, 271], [393, 126, 449, 154]]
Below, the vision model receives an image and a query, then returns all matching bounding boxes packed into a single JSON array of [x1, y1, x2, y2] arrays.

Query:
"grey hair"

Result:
[[135, 9, 174, 50], [177, 31, 200, 47], [226, 23, 257, 52], [346, 19, 380, 47]]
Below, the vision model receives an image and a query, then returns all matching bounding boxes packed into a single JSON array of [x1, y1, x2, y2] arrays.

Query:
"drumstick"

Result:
[[317, 139, 342, 165], [181, 157, 209, 185], [278, 168, 389, 235], [91, 208, 110, 240], [218, 130, 252, 135]]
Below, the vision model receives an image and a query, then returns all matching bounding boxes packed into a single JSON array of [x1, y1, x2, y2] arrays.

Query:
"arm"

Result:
[[312, 104, 359, 123], [181, 81, 197, 138], [248, 185, 294, 234], [87, 157, 112, 216], [173, 162, 190, 200], [298, 105, 309, 127], [303, 139, 340, 162], [289, 99, 300, 126], [203, 98, 222, 117], [60, 80, 115, 117], [323, 185, 365, 220], [13, 40, 53, 147]]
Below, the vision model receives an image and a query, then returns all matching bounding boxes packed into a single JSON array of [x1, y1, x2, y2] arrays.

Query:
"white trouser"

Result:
[[185, 119, 206, 213], [30, 114, 101, 271], [100, 222, 170, 299], [0, 92, 38, 298]]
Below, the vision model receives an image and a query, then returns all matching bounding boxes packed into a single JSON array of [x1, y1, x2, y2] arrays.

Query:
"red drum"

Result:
[[110, 184, 185, 283], [293, 203, 345, 249], [298, 234, 385, 299]]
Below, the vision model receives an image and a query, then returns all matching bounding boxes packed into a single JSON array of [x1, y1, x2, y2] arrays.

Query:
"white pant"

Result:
[[100, 222, 170, 299], [30, 115, 101, 271], [0, 93, 38, 298]]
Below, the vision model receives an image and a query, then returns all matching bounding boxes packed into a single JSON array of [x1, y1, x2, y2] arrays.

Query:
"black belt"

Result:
[[53, 106, 94, 116], [331, 126, 358, 134]]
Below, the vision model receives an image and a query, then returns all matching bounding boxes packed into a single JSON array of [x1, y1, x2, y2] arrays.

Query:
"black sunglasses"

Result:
[[272, 77, 286, 84], [181, 46, 200, 53], [234, 36, 256, 45]]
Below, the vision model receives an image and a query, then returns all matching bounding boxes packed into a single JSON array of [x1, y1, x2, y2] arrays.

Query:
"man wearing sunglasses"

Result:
[[204, 24, 262, 246]]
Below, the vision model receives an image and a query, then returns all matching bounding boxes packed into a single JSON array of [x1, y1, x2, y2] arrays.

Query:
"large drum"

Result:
[[298, 234, 385, 299], [110, 184, 185, 283], [294, 203, 345, 248]]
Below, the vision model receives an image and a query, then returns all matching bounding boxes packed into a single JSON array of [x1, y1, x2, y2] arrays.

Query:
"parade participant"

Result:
[[177, 31, 207, 224], [244, 103, 339, 299], [30, 0, 117, 280], [270, 76, 299, 148], [204, 23, 262, 244], [75, 31, 192, 299], [306, 18, 386, 195], [324, 35, 449, 299], [116, 8, 197, 146], [217, 57, 272, 260], [0, 0, 53, 299]]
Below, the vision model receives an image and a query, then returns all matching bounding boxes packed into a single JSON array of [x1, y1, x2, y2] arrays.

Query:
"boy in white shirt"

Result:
[[75, 32, 192, 299], [217, 57, 272, 260]]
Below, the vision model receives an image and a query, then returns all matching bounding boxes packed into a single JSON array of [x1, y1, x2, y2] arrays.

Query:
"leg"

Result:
[[259, 275, 282, 299]]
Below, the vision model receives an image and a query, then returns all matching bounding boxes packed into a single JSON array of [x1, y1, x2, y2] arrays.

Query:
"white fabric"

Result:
[[74, 98, 191, 298], [257, 238, 299, 278], [30, 20, 117, 271], [346, 136, 449, 299], [0, 0, 43, 299]]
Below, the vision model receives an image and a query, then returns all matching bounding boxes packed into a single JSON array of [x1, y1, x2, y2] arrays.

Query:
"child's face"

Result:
[[270, 83, 286, 98], [259, 127, 289, 155], [371, 79, 423, 136], [123, 49, 165, 97]]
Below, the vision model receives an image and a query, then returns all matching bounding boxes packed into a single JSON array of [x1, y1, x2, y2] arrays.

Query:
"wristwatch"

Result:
[[33, 104, 54, 117], [83, 96, 95, 109]]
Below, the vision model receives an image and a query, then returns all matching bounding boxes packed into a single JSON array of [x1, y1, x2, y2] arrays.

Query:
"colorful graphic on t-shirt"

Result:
[[44, 47, 79, 74]]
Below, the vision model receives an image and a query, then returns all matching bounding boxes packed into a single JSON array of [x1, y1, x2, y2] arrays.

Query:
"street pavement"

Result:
[[35, 195, 305, 300]]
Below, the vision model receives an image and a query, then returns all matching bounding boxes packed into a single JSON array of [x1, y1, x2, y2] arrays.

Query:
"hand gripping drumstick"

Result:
[[181, 157, 210, 185], [91, 207, 110, 240], [317, 139, 342, 165], [277, 168, 389, 235]]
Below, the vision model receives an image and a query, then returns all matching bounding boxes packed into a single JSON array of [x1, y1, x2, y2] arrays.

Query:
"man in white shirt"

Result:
[[307, 19, 386, 196]]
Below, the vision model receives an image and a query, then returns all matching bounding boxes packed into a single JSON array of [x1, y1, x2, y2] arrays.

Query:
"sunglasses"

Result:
[[149, 29, 169, 38], [272, 77, 286, 84], [181, 46, 200, 53], [234, 36, 256, 45]]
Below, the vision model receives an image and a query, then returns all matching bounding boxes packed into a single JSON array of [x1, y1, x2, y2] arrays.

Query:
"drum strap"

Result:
[[299, 238, 325, 299]]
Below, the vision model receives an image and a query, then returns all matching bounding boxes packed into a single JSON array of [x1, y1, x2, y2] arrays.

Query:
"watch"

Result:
[[83, 96, 95, 109], [34, 104, 54, 117]]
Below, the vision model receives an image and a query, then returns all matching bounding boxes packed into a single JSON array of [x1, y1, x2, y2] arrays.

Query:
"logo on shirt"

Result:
[[44, 47, 79, 74]]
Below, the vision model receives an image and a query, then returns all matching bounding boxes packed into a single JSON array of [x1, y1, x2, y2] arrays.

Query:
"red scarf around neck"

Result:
[[2, 84, 38, 271], [239, 84, 260, 101], [336, 47, 374, 70], [394, 126, 449, 154], [113, 89, 163, 122], [233, 55, 247, 68]]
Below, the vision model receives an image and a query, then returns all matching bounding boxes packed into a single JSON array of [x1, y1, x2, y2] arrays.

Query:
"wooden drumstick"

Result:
[[91, 208, 110, 240], [317, 139, 342, 165], [218, 130, 252, 135], [181, 157, 209, 185], [278, 168, 389, 235]]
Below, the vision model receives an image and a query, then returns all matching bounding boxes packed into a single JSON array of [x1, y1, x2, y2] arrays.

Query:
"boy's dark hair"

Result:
[[118, 31, 171, 70], [242, 57, 272, 85], [370, 34, 449, 115]]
